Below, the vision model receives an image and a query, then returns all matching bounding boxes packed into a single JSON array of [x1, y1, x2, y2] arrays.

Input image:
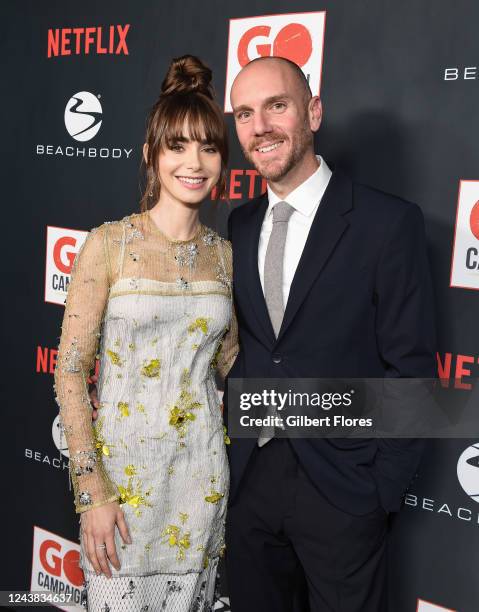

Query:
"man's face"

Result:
[[230, 60, 316, 181]]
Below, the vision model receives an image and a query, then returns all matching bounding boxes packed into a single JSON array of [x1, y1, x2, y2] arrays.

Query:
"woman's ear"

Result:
[[142, 142, 148, 164]]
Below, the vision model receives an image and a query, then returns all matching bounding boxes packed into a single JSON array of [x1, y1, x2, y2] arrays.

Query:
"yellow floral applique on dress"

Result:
[[168, 369, 202, 439], [161, 513, 191, 561], [141, 358, 161, 378], [117, 471, 153, 517]]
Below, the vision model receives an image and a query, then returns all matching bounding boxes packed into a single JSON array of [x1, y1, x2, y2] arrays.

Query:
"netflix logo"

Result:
[[47, 25, 130, 58], [210, 168, 267, 201], [36, 345, 99, 377], [437, 351, 479, 390]]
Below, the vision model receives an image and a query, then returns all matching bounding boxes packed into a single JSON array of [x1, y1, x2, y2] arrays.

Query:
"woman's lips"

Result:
[[176, 176, 208, 190]]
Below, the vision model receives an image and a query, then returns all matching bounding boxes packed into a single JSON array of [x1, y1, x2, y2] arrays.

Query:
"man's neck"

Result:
[[267, 150, 320, 200]]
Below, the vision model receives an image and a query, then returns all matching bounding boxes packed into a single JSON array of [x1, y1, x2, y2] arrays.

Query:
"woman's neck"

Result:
[[149, 196, 200, 241]]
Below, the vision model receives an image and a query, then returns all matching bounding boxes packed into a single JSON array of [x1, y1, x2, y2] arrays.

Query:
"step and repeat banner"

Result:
[[3, 0, 479, 610]]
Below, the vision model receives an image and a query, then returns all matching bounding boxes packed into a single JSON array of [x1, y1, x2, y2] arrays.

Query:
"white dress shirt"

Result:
[[258, 155, 332, 307]]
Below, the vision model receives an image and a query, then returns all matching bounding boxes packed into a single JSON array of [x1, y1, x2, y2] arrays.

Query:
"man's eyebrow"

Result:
[[263, 94, 291, 105], [232, 104, 253, 114], [232, 94, 292, 114]]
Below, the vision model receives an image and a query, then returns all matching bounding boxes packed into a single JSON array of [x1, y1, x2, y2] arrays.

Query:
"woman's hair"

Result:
[[140, 55, 228, 211]]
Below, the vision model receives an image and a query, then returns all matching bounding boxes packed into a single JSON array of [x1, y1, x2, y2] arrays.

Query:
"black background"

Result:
[[2, 1, 479, 610]]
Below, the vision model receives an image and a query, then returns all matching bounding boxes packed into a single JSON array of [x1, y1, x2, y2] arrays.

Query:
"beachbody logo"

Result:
[[45, 226, 88, 305], [457, 442, 479, 503], [52, 415, 70, 458], [35, 91, 133, 159], [450, 180, 479, 290], [64, 91, 102, 141], [224, 11, 326, 112]]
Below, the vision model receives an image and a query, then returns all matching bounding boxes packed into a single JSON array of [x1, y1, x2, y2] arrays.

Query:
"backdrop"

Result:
[[3, 1, 479, 610]]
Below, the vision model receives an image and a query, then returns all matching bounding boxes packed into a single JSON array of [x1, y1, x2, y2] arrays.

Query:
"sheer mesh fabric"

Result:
[[82, 558, 220, 611]]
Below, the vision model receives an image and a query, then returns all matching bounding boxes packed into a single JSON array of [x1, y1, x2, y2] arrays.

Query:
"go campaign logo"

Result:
[[45, 226, 88, 305], [30, 526, 85, 611], [224, 11, 326, 112], [417, 600, 457, 612], [450, 180, 479, 290]]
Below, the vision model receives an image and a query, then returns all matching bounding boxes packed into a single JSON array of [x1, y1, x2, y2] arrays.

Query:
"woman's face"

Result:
[[156, 130, 222, 207]]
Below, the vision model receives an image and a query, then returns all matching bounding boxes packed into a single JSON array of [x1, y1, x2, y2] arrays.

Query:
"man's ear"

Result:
[[142, 142, 148, 164], [309, 97, 322, 133]]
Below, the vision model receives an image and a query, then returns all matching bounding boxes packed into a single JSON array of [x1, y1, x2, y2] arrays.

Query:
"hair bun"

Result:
[[161, 55, 214, 99]]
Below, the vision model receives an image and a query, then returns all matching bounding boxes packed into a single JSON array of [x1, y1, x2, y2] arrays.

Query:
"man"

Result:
[[223, 56, 436, 611]]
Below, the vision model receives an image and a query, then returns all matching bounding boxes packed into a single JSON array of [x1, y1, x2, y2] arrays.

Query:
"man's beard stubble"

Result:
[[243, 119, 312, 182]]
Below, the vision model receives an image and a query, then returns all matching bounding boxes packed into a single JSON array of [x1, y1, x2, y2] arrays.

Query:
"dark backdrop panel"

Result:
[[2, 1, 478, 610]]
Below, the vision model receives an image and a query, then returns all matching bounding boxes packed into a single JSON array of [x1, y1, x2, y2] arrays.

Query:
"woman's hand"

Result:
[[80, 501, 131, 578]]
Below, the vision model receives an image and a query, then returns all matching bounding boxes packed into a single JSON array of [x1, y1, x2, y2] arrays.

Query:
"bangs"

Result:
[[158, 93, 226, 150]]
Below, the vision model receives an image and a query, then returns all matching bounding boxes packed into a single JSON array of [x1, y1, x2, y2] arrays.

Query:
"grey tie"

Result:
[[263, 201, 295, 336], [258, 200, 294, 447]]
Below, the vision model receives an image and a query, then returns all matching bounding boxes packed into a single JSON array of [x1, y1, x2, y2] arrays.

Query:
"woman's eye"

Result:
[[170, 144, 184, 152], [203, 146, 218, 154]]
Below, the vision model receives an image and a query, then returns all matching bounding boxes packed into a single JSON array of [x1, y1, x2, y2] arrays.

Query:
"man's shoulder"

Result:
[[352, 179, 421, 223], [229, 193, 266, 223]]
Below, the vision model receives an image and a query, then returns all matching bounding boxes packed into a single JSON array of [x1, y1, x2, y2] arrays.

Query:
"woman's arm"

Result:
[[216, 239, 239, 380], [54, 224, 118, 513]]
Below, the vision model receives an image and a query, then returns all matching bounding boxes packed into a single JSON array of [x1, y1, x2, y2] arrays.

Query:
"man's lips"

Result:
[[176, 176, 208, 190], [253, 140, 285, 155]]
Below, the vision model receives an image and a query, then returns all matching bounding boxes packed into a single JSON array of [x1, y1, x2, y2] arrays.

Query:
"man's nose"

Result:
[[252, 110, 272, 136]]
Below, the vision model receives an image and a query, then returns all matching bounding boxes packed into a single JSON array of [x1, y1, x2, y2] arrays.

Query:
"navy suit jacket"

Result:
[[225, 169, 437, 515]]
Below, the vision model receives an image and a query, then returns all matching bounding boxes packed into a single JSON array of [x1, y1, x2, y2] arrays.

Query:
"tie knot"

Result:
[[272, 201, 294, 223]]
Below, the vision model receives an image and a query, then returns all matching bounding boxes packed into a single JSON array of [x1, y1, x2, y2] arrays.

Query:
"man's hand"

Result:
[[89, 374, 100, 421]]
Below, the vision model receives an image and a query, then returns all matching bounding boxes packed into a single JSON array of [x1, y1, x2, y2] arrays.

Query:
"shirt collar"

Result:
[[266, 155, 332, 218]]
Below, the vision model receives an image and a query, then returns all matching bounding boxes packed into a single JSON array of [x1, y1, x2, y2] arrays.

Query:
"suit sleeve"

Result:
[[372, 203, 437, 511]]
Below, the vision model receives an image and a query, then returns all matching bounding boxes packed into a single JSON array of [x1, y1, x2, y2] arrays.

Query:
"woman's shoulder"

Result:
[[91, 212, 146, 243]]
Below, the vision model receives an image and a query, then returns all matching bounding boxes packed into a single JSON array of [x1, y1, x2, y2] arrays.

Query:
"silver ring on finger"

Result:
[[96, 544, 106, 550]]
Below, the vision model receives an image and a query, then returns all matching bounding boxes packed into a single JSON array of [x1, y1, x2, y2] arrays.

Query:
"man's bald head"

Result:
[[233, 56, 312, 107]]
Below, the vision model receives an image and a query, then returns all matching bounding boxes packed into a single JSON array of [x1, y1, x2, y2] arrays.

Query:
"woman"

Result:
[[54, 55, 238, 611]]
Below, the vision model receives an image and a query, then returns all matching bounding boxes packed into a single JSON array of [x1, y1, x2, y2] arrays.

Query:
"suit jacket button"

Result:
[[272, 354, 282, 364]]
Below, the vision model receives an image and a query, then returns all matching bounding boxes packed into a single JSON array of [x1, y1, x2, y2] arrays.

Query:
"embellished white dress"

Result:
[[54, 211, 238, 611]]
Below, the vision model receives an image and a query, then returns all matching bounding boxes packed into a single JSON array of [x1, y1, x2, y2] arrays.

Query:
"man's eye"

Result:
[[236, 111, 251, 122], [271, 102, 286, 112]]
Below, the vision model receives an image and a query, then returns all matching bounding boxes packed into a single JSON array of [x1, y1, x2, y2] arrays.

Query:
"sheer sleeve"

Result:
[[216, 239, 239, 380], [54, 224, 119, 513]]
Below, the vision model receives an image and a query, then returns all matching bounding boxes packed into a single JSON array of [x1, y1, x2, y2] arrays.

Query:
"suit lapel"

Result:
[[244, 193, 276, 345], [276, 170, 353, 343]]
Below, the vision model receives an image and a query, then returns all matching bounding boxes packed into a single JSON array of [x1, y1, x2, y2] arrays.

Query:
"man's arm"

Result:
[[372, 202, 437, 511]]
